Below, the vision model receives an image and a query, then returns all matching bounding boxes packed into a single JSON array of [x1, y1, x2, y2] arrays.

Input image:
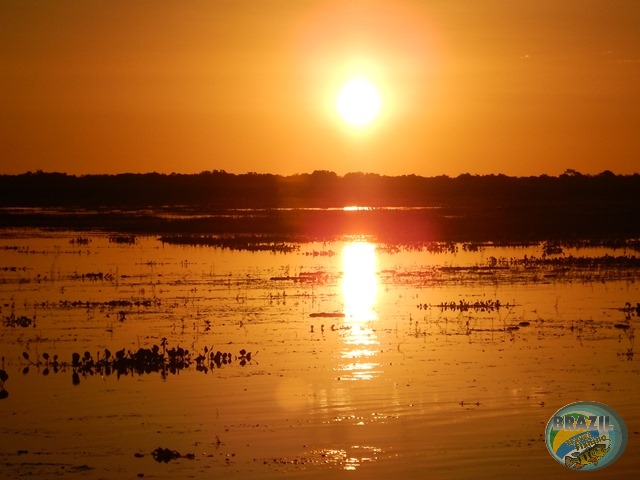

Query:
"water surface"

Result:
[[0, 230, 638, 478]]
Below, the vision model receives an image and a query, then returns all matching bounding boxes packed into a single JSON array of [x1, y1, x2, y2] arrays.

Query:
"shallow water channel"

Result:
[[0, 231, 639, 479]]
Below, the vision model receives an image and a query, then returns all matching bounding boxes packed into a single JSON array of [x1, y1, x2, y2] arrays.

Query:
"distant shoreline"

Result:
[[1, 171, 639, 242], [1, 205, 639, 244]]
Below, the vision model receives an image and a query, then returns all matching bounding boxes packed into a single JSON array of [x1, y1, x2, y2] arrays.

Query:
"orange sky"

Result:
[[1, 0, 639, 176]]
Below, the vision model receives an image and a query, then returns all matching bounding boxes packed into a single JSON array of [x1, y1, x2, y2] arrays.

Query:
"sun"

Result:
[[336, 77, 382, 127]]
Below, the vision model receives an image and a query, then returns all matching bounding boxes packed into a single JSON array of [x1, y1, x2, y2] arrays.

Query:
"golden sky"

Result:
[[2, 0, 639, 176]]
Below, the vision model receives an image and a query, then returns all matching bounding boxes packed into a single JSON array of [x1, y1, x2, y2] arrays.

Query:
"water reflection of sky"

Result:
[[3, 232, 640, 477], [338, 242, 381, 381]]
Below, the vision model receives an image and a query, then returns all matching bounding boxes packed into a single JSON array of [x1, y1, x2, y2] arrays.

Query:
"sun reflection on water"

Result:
[[310, 445, 382, 471], [337, 242, 381, 380], [342, 242, 378, 321]]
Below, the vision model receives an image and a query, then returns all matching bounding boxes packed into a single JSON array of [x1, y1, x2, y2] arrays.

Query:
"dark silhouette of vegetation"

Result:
[[159, 234, 299, 253], [1, 169, 638, 209], [148, 447, 195, 463], [1, 170, 639, 242], [18, 341, 256, 385], [3, 314, 35, 328], [0, 363, 8, 400]]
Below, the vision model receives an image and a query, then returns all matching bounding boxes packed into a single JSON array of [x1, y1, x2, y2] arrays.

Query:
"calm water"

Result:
[[0, 230, 639, 478]]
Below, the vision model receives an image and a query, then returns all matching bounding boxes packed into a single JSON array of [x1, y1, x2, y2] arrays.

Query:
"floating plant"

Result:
[[3, 314, 35, 328], [133, 447, 195, 463], [18, 341, 257, 386], [270, 271, 330, 283], [620, 302, 640, 318], [0, 361, 8, 399], [81, 272, 114, 281], [421, 299, 514, 313], [159, 234, 298, 253], [69, 236, 91, 245], [614, 323, 631, 330], [108, 234, 136, 245], [302, 249, 336, 257], [56, 298, 161, 309], [618, 348, 635, 360]]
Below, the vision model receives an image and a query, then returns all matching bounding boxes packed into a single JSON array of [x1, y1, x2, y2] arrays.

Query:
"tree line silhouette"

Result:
[[0, 169, 638, 208], [0, 170, 639, 242]]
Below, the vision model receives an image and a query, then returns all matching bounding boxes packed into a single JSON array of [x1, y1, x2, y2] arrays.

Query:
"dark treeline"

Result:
[[1, 169, 639, 242], [1, 169, 639, 209]]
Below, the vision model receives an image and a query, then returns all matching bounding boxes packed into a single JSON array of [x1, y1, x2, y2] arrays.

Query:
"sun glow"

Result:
[[336, 77, 382, 127]]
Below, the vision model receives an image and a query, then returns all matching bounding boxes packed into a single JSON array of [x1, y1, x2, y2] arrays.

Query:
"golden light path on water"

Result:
[[342, 242, 378, 321], [338, 242, 380, 382]]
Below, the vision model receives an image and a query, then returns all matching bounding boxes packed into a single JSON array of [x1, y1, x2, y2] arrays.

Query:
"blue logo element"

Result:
[[545, 401, 627, 470]]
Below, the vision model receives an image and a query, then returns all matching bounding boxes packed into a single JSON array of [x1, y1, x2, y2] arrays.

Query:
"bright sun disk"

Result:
[[336, 77, 381, 127]]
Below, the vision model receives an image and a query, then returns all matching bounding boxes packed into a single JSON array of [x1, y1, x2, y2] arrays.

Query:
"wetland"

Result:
[[1, 172, 640, 478], [1, 227, 639, 478]]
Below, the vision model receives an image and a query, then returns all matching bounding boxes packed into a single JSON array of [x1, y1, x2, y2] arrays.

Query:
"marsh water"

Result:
[[1, 230, 639, 479]]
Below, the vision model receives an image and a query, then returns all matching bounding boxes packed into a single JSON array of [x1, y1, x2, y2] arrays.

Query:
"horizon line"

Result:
[[2, 169, 638, 179]]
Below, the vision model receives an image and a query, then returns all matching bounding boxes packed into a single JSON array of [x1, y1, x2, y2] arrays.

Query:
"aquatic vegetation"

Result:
[[302, 249, 336, 257], [542, 241, 564, 256], [69, 236, 91, 245], [614, 324, 631, 330], [3, 314, 35, 328], [108, 234, 136, 244], [378, 241, 460, 254], [18, 341, 256, 386], [55, 298, 161, 309], [19, 351, 58, 376], [150, 447, 195, 463], [159, 234, 299, 253], [0, 266, 27, 272], [0, 362, 8, 399], [80, 272, 114, 281], [270, 271, 330, 283], [383, 254, 640, 288], [1, 228, 640, 479], [421, 299, 512, 312], [553, 238, 640, 252], [134, 448, 195, 463], [619, 302, 640, 318], [617, 348, 635, 360]]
